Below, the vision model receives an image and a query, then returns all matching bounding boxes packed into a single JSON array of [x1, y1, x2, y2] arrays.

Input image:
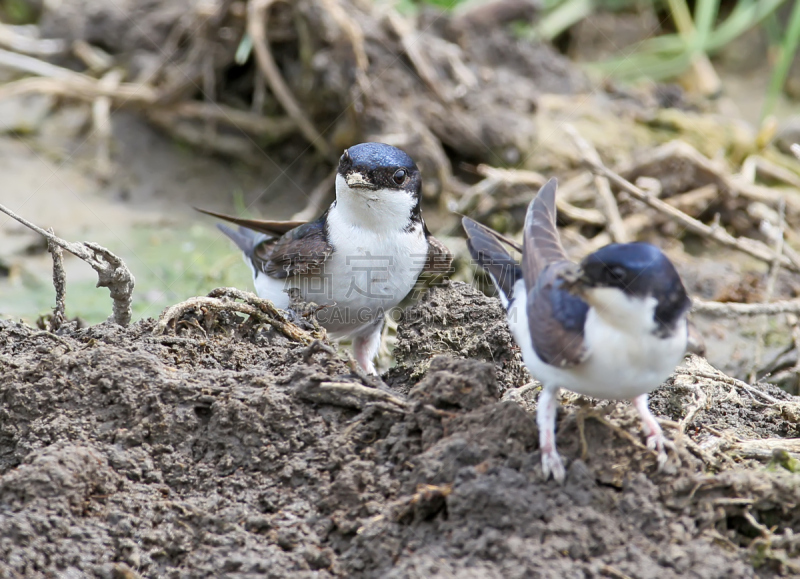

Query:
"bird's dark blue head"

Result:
[[577, 242, 691, 331], [337, 143, 421, 199]]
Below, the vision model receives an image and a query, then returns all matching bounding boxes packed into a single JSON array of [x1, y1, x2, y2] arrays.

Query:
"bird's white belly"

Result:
[[507, 288, 687, 400], [249, 226, 427, 337]]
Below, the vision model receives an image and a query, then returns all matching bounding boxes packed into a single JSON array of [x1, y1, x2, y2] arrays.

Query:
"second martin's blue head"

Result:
[[568, 242, 691, 333], [335, 142, 423, 225]]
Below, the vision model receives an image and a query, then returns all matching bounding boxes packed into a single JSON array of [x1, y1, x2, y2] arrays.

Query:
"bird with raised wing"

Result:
[[463, 178, 691, 482], [198, 143, 452, 374]]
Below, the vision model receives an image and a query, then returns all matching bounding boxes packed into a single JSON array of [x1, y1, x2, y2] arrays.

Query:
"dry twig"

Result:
[[564, 124, 627, 242], [291, 169, 337, 221], [750, 199, 786, 382], [0, 24, 66, 56], [295, 379, 409, 413], [386, 9, 450, 103], [572, 133, 800, 273], [693, 299, 800, 318], [154, 287, 317, 343], [0, 203, 134, 326], [675, 357, 781, 405], [46, 228, 67, 332], [247, 0, 331, 157]]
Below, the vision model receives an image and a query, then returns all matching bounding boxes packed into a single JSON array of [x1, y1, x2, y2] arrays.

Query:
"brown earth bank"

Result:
[[1, 282, 799, 578]]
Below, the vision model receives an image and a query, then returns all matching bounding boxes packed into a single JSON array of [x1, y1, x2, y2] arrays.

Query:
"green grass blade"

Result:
[[535, 0, 594, 41], [762, 0, 800, 120]]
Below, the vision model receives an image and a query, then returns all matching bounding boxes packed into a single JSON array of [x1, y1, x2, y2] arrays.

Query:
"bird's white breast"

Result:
[[247, 176, 428, 336], [507, 280, 687, 400], [322, 204, 427, 336]]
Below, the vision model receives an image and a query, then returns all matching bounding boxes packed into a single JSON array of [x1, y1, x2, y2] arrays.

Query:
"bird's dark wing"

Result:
[[520, 179, 588, 367], [422, 234, 454, 277], [462, 216, 522, 303], [528, 261, 589, 367], [522, 178, 569, 293], [195, 207, 307, 238], [256, 213, 333, 279]]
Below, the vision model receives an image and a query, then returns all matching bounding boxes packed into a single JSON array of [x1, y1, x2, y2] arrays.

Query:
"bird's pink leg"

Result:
[[352, 321, 383, 375], [633, 393, 674, 469], [537, 385, 565, 483]]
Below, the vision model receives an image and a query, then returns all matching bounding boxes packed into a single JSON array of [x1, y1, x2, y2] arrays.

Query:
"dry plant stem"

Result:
[[677, 382, 707, 437], [47, 228, 67, 332], [318, 0, 369, 94], [92, 69, 124, 181], [0, 46, 85, 80], [791, 143, 800, 161], [579, 147, 800, 273], [600, 565, 634, 579], [0, 24, 67, 56], [152, 101, 296, 140], [0, 202, 134, 326], [0, 73, 158, 105], [468, 164, 606, 226], [750, 199, 785, 383], [386, 9, 450, 103], [732, 438, 800, 457], [291, 169, 337, 221], [0, 47, 156, 106], [247, 0, 331, 158], [72, 40, 113, 73], [693, 299, 800, 317], [295, 380, 408, 413], [564, 124, 627, 243], [674, 365, 780, 405], [750, 155, 800, 190], [153, 287, 315, 343]]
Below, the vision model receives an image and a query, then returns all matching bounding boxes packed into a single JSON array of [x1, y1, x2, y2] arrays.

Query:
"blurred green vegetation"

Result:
[[400, 0, 798, 119], [0, 223, 253, 325]]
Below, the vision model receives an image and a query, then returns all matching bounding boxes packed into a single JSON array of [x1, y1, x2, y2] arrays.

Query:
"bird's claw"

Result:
[[541, 449, 566, 483], [645, 431, 676, 470]]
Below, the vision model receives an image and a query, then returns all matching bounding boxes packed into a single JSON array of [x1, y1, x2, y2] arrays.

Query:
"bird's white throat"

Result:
[[333, 174, 417, 232], [582, 287, 659, 333]]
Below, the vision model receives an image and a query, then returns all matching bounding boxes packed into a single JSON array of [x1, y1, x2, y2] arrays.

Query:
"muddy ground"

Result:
[[2, 0, 800, 576], [2, 282, 799, 578]]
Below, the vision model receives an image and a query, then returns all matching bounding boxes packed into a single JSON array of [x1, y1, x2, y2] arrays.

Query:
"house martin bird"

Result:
[[463, 178, 691, 482], [196, 142, 452, 375]]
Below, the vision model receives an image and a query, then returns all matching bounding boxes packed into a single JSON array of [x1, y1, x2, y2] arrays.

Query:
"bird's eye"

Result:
[[609, 266, 627, 281], [340, 150, 350, 165], [393, 169, 407, 184]]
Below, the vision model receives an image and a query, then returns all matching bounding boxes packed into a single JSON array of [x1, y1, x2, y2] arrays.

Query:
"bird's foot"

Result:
[[541, 447, 566, 483], [645, 430, 676, 470], [633, 393, 675, 470]]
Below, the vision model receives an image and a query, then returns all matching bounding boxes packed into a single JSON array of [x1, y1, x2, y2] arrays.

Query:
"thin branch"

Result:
[[291, 169, 337, 221], [674, 364, 781, 405], [0, 24, 67, 56], [386, 9, 450, 102], [574, 138, 800, 273], [92, 68, 124, 181], [750, 198, 785, 382], [564, 124, 628, 242], [247, 0, 331, 158], [154, 287, 317, 344], [0, 203, 134, 326], [295, 380, 409, 413], [692, 299, 800, 317], [46, 228, 66, 332]]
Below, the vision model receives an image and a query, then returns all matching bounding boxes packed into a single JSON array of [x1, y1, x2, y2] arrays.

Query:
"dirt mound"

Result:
[[388, 281, 528, 394], [2, 284, 800, 577]]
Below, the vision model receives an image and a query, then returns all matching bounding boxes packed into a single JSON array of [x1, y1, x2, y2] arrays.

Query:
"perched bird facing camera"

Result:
[[197, 143, 452, 374], [463, 179, 691, 482]]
